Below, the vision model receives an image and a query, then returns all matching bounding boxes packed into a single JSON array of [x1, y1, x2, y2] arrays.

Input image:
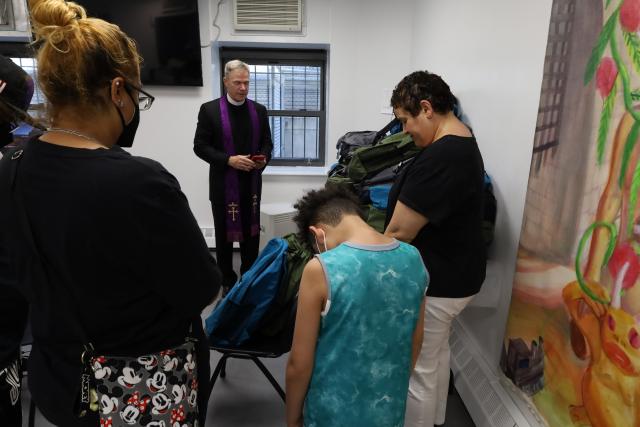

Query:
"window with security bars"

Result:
[[531, 0, 575, 173], [220, 48, 327, 166], [0, 0, 15, 29]]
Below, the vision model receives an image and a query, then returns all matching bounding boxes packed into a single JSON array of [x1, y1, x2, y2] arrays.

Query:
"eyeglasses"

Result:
[[108, 79, 156, 111], [124, 81, 155, 111]]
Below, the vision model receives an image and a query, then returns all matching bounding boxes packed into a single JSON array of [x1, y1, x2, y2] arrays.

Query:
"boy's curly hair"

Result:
[[293, 184, 365, 250]]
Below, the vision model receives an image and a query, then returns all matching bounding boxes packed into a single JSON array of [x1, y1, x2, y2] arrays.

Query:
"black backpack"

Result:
[[335, 119, 401, 165], [483, 172, 497, 247]]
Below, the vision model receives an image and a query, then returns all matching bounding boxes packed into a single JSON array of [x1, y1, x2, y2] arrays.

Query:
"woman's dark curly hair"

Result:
[[390, 70, 455, 116], [293, 184, 365, 249]]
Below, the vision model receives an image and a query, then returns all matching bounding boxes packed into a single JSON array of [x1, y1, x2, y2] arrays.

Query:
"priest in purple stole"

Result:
[[194, 60, 273, 292]]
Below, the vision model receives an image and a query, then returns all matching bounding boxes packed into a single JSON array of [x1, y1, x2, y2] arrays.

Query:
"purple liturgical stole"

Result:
[[219, 96, 261, 242]]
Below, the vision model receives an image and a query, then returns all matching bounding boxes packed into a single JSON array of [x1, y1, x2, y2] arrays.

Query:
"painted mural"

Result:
[[501, 1, 640, 426]]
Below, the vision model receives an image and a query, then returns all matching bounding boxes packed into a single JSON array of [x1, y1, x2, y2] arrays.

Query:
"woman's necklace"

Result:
[[48, 127, 99, 143]]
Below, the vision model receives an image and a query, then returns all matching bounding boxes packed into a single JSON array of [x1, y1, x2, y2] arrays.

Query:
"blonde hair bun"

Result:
[[29, 0, 87, 45], [28, 0, 140, 118]]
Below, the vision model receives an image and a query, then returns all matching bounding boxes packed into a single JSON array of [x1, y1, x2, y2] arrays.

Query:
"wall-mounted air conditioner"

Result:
[[259, 202, 297, 251], [233, 0, 302, 32]]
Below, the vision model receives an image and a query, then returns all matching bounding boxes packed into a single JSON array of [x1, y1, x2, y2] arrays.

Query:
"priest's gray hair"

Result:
[[224, 59, 250, 77]]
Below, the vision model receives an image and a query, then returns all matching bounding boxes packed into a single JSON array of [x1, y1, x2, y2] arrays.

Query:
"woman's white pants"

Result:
[[404, 294, 475, 427]]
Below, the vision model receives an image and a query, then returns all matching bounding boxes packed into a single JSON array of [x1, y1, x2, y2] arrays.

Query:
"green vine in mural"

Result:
[[581, 0, 640, 268], [608, 27, 640, 122], [609, 29, 640, 192], [586, 5, 640, 174], [598, 81, 618, 163], [623, 31, 640, 74], [584, 9, 619, 86], [575, 222, 618, 304], [620, 120, 640, 187], [629, 160, 640, 235]]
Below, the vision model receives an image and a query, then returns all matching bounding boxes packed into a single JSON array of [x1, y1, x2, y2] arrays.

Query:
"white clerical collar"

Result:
[[226, 93, 246, 106]]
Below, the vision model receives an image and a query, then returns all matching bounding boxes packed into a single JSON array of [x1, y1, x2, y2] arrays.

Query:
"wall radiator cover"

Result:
[[259, 203, 297, 251], [450, 319, 548, 427]]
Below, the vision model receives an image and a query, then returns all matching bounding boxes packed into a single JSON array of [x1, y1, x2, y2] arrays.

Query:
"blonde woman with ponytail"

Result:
[[0, 1, 222, 425]]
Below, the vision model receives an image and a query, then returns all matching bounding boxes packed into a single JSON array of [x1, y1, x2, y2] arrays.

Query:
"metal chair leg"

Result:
[[220, 357, 227, 379], [251, 356, 286, 402], [28, 399, 36, 427], [209, 354, 230, 396]]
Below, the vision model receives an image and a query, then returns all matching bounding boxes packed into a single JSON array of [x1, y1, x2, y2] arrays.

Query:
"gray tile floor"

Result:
[[20, 251, 475, 426], [204, 351, 475, 426], [21, 352, 475, 427]]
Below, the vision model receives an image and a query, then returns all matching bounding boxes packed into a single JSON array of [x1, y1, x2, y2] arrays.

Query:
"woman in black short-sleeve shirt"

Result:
[[384, 71, 486, 427]]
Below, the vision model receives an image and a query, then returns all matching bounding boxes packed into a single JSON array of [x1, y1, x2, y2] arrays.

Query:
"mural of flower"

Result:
[[583, 0, 640, 279], [596, 57, 618, 97], [620, 0, 640, 32]]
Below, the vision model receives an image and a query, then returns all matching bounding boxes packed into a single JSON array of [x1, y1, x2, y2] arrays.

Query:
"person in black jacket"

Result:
[[0, 53, 33, 427], [0, 1, 222, 426], [384, 71, 486, 427], [194, 59, 273, 292]]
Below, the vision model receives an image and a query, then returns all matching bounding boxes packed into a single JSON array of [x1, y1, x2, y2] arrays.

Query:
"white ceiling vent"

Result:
[[233, 0, 302, 32]]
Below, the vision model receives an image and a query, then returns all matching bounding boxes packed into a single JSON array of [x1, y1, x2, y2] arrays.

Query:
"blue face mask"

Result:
[[114, 88, 140, 148], [314, 229, 328, 254]]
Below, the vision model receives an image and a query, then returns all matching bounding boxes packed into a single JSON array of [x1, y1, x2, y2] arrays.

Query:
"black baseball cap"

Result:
[[0, 55, 35, 147], [0, 55, 34, 122]]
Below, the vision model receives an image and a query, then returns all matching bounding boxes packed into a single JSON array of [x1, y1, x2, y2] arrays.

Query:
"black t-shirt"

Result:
[[0, 138, 221, 426], [386, 135, 487, 298]]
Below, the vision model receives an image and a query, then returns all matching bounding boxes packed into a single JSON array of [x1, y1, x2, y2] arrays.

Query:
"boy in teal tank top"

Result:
[[286, 185, 429, 427]]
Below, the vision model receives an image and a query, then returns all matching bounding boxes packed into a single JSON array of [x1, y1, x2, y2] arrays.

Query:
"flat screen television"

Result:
[[79, 0, 203, 87]]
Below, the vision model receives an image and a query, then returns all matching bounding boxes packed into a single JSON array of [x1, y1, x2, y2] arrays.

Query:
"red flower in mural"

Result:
[[621, 0, 640, 32], [608, 242, 640, 290], [596, 57, 618, 98], [608, 242, 640, 308]]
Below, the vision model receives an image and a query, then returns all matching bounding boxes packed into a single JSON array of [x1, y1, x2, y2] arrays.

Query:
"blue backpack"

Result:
[[205, 238, 288, 347]]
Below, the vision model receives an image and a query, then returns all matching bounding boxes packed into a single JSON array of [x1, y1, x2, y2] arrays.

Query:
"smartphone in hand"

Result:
[[250, 154, 266, 162]]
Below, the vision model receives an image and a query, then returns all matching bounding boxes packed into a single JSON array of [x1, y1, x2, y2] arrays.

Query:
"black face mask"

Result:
[[115, 89, 140, 148]]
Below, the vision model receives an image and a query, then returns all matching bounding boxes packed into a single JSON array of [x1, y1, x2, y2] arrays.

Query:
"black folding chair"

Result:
[[209, 345, 287, 401], [21, 344, 36, 427], [18, 320, 36, 427], [208, 299, 297, 402]]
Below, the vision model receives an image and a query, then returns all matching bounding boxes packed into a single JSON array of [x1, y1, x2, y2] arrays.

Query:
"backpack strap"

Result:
[[372, 118, 399, 146]]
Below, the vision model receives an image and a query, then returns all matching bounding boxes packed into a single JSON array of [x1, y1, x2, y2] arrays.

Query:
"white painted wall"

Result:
[[129, 0, 414, 229], [410, 0, 553, 368], [127, 0, 217, 229], [127, 0, 554, 373]]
